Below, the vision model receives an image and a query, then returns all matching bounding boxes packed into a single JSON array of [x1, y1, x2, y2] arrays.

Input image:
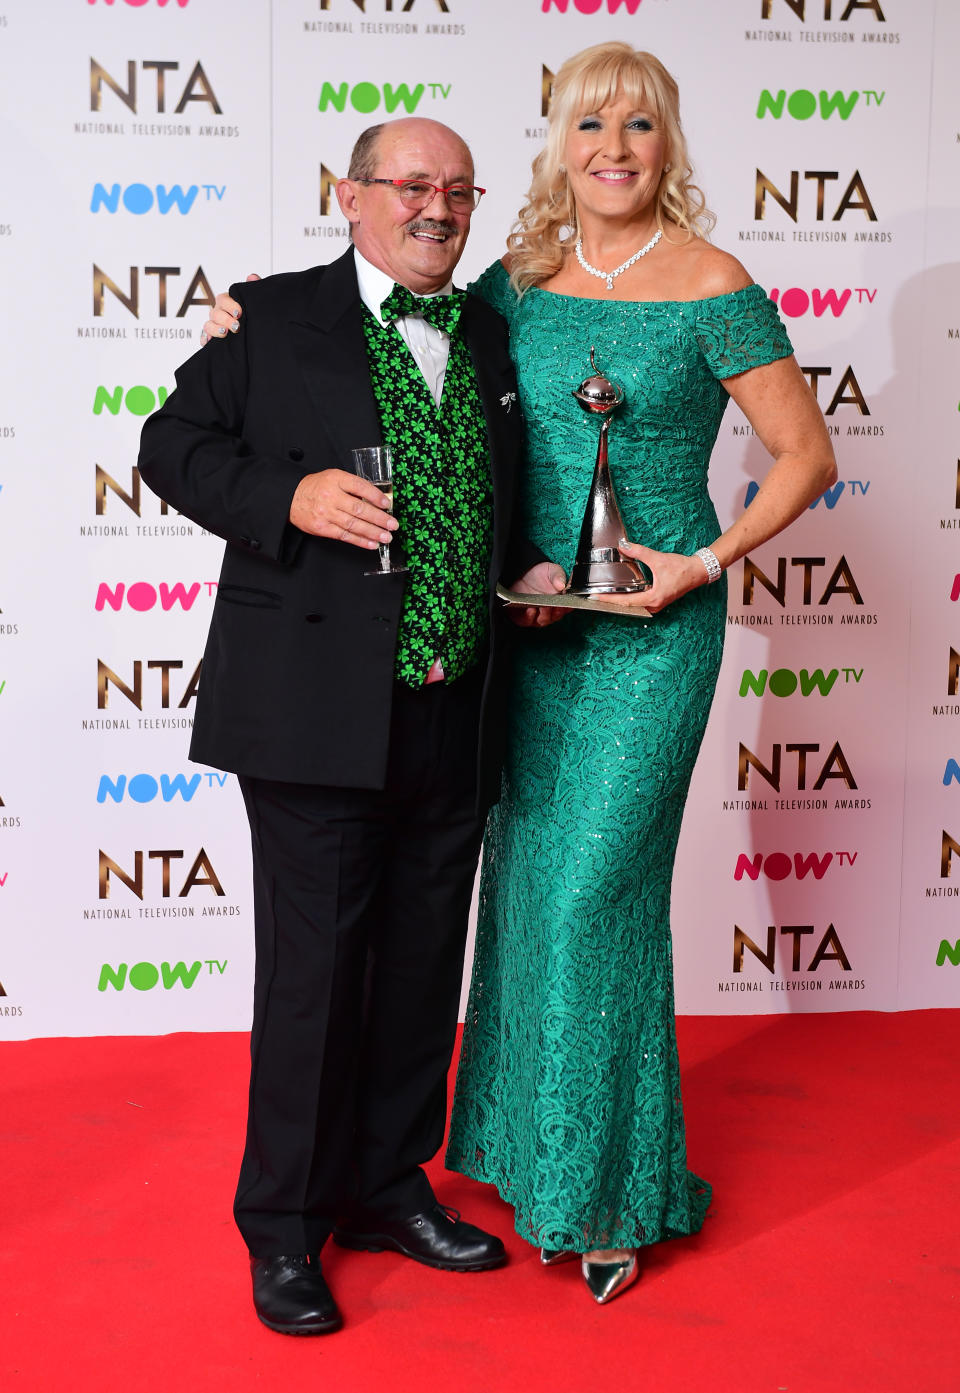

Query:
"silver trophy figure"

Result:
[[566, 349, 650, 597]]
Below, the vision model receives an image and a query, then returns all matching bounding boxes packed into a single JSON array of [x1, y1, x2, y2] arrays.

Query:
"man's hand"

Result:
[[290, 469, 398, 549], [505, 560, 568, 627], [200, 273, 259, 345]]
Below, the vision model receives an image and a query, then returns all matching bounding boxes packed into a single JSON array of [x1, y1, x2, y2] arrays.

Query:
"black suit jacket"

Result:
[[138, 248, 536, 809]]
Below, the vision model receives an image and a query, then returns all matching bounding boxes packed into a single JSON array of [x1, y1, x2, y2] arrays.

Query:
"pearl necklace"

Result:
[[575, 229, 662, 291]]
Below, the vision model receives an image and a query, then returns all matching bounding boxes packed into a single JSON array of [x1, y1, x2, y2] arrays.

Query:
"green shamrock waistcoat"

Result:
[[361, 303, 494, 687]]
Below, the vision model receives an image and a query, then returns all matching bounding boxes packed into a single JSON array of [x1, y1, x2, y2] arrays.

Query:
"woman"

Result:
[[201, 43, 836, 1305], [443, 41, 835, 1304]]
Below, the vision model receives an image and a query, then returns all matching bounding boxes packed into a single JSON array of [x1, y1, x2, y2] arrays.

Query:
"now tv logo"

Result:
[[757, 89, 884, 121], [734, 849, 856, 881], [769, 287, 876, 318], [739, 666, 862, 698], [542, 0, 643, 11], [97, 960, 225, 995], [91, 183, 225, 215], [744, 480, 870, 509], [95, 581, 217, 612], [318, 82, 448, 115], [97, 771, 228, 804], [94, 386, 169, 417]]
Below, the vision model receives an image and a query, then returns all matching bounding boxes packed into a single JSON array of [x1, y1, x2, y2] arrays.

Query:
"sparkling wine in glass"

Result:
[[351, 445, 407, 576]]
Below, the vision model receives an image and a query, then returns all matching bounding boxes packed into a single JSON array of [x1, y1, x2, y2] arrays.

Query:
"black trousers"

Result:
[[234, 671, 486, 1257]]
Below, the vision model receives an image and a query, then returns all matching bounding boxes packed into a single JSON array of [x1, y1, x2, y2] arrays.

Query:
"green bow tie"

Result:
[[380, 283, 466, 336]]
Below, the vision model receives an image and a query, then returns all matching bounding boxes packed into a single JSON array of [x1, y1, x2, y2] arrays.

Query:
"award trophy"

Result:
[[497, 348, 652, 618]]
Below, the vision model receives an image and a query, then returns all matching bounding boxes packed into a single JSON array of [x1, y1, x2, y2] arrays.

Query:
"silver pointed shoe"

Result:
[[539, 1248, 577, 1266], [581, 1251, 638, 1304]]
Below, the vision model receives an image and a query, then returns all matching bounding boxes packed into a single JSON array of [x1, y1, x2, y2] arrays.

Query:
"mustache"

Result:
[[407, 219, 455, 239]]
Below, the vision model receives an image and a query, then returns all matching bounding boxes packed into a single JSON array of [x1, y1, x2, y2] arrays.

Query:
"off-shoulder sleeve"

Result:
[[467, 259, 518, 327], [692, 283, 793, 380]]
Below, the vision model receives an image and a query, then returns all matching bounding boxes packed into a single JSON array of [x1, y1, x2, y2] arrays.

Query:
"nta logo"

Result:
[[95, 581, 216, 612], [99, 658, 200, 710], [98, 960, 226, 993], [734, 850, 856, 881], [91, 183, 225, 215], [741, 555, 863, 607], [802, 366, 869, 414], [760, 1, 886, 19], [755, 171, 877, 222], [734, 924, 852, 973], [96, 466, 177, 517], [739, 667, 862, 698], [319, 82, 450, 115], [757, 89, 884, 120], [319, 1, 450, 10], [91, 59, 220, 114], [738, 741, 857, 792], [542, 65, 555, 119], [942, 830, 960, 878], [319, 165, 341, 218], [93, 265, 215, 318], [950, 575, 960, 602], [99, 847, 224, 899]]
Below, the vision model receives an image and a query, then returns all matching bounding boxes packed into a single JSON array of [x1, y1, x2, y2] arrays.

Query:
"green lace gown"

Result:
[[445, 261, 793, 1252]]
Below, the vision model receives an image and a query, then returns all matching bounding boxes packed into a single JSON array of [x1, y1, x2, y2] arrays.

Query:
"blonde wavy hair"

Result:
[[508, 43, 715, 293]]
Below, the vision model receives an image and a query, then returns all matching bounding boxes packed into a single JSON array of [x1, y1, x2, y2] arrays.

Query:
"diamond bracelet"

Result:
[[694, 546, 723, 583]]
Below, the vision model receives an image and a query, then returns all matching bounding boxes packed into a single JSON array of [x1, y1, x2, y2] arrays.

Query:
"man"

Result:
[[138, 117, 560, 1335]]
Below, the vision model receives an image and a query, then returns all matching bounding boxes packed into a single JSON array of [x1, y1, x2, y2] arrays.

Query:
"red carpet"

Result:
[[3, 1013, 958, 1392]]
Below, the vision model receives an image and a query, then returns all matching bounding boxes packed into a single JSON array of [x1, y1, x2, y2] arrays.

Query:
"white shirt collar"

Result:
[[352, 246, 453, 327]]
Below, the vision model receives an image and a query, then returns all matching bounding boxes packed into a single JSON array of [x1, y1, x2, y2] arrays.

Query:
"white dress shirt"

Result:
[[352, 247, 454, 408]]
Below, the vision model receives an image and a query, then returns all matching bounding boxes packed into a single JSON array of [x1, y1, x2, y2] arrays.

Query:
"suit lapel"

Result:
[[288, 248, 383, 470]]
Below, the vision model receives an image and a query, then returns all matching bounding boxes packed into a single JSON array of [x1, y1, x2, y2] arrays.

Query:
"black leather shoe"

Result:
[[334, 1204, 506, 1272], [250, 1254, 342, 1335]]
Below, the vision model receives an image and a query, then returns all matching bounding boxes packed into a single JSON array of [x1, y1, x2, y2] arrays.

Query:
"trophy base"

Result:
[[496, 583, 652, 619], [567, 583, 649, 596], [567, 553, 651, 597]]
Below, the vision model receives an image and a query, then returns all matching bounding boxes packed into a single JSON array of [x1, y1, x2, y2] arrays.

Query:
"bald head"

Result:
[[336, 117, 478, 296], [348, 118, 473, 184]]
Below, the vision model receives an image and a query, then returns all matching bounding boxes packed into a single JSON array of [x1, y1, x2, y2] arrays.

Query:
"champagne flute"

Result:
[[351, 446, 407, 576]]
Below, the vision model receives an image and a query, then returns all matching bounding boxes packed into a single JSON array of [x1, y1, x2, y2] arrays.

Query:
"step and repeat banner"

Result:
[[0, 0, 957, 1038]]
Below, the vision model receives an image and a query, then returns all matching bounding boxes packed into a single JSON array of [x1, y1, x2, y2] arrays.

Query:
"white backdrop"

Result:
[[0, 0, 957, 1039]]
